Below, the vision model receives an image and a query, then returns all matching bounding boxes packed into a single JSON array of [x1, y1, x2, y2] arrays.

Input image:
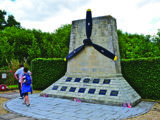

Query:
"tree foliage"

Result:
[[0, 24, 71, 67], [0, 10, 21, 29], [6, 15, 21, 28], [0, 10, 7, 30], [118, 30, 160, 59], [0, 9, 160, 68]]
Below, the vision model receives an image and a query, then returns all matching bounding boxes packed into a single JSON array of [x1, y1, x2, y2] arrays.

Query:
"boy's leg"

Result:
[[25, 96, 27, 103], [24, 98, 26, 103], [23, 93, 26, 104], [25, 93, 30, 105]]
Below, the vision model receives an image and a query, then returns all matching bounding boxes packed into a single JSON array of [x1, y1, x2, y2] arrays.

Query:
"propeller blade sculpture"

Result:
[[64, 9, 117, 61]]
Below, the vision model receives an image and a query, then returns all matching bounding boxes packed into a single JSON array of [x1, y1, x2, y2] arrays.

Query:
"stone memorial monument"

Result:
[[41, 10, 141, 106]]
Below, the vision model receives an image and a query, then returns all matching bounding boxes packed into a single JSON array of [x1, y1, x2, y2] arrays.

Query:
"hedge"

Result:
[[121, 57, 160, 100], [31, 57, 160, 100], [31, 58, 67, 90]]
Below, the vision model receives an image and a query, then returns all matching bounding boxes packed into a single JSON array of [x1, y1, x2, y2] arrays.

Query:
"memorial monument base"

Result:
[[41, 73, 141, 107]]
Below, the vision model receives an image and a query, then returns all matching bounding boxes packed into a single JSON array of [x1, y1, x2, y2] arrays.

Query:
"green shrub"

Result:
[[31, 58, 67, 90], [121, 57, 160, 100]]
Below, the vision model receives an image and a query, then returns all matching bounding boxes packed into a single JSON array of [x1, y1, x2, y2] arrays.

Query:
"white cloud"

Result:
[[0, 0, 160, 35]]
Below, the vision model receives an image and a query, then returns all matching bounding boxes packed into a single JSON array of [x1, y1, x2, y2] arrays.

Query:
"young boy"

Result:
[[15, 64, 32, 99], [21, 67, 32, 106]]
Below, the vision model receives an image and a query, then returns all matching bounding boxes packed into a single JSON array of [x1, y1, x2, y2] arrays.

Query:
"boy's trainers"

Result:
[[19, 97, 24, 99], [26, 104, 30, 107]]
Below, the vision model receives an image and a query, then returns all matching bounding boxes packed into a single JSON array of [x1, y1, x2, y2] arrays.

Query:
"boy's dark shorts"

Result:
[[24, 92, 28, 96]]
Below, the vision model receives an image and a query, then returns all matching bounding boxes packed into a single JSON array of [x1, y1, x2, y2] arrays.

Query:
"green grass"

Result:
[[7, 84, 18, 89]]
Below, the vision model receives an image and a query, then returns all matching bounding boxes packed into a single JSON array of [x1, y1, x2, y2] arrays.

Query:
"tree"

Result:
[[117, 30, 160, 59], [0, 27, 33, 64], [6, 15, 21, 28], [32, 29, 49, 58], [42, 24, 71, 58], [0, 9, 21, 30], [0, 36, 15, 67], [53, 24, 71, 58], [0, 10, 7, 30], [28, 37, 41, 61]]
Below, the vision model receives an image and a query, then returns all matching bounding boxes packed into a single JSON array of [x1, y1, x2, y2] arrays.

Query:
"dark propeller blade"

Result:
[[86, 9, 92, 39], [64, 45, 85, 61], [92, 43, 117, 61]]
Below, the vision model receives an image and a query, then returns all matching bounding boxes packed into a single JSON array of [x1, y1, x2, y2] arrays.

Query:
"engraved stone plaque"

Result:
[[88, 89, 96, 94], [60, 86, 67, 91], [78, 88, 86, 93], [69, 87, 76, 92], [83, 78, 90, 83], [52, 86, 58, 90], [103, 79, 111, 84], [99, 90, 107, 95], [74, 78, 81, 82], [110, 90, 119, 96], [66, 77, 72, 82], [93, 79, 100, 84]]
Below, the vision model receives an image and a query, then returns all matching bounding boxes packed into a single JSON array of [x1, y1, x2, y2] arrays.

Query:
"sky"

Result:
[[0, 0, 160, 35]]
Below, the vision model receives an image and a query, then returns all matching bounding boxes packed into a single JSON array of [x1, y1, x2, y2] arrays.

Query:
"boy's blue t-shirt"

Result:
[[22, 73, 31, 94]]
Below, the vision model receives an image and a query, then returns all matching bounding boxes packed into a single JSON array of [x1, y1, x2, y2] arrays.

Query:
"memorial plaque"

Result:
[[69, 87, 76, 92], [88, 89, 96, 94], [103, 79, 111, 84], [52, 86, 58, 90], [93, 79, 100, 84], [78, 88, 86, 93], [66, 77, 72, 82], [99, 90, 107, 95], [83, 78, 90, 83], [74, 78, 81, 82], [110, 90, 119, 96], [60, 86, 67, 91]]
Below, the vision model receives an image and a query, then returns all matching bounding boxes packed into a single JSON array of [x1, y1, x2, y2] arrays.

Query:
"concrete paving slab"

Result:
[[0, 92, 19, 99], [3, 94, 155, 120], [10, 117, 36, 120]]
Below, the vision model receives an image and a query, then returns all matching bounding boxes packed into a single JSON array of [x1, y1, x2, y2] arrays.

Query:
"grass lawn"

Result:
[[0, 97, 9, 115], [7, 85, 18, 89]]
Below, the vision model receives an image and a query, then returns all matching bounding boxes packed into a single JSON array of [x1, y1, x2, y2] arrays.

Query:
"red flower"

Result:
[[10, 70, 12, 73]]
